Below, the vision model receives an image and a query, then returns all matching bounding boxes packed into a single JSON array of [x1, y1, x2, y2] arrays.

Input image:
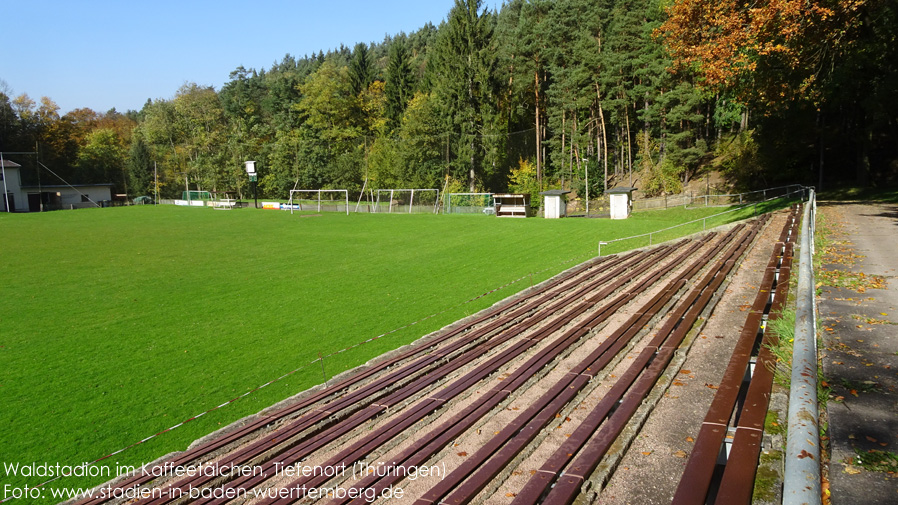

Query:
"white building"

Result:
[[607, 187, 636, 220], [540, 189, 571, 219], [1, 159, 113, 212]]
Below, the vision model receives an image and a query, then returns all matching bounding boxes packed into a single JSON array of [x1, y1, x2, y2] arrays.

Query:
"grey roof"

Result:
[[0, 159, 22, 168], [605, 186, 637, 194], [540, 189, 571, 196], [20, 183, 114, 189]]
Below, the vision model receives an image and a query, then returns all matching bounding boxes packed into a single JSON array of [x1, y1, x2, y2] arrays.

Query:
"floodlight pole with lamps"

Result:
[[245, 161, 258, 208]]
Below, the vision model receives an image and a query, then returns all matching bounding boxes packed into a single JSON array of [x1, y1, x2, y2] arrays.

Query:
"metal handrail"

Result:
[[783, 188, 821, 505]]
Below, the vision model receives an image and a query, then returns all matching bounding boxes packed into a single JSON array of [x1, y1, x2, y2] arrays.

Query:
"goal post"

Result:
[[287, 189, 349, 215], [444, 193, 494, 215], [372, 189, 440, 214]]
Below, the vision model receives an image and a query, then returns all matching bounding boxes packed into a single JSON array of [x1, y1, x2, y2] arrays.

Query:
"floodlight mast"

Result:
[[245, 161, 257, 209]]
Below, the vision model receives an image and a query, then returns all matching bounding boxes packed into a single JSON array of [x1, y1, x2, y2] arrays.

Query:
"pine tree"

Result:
[[127, 133, 154, 196], [349, 42, 374, 97], [384, 36, 415, 130], [428, 0, 499, 191]]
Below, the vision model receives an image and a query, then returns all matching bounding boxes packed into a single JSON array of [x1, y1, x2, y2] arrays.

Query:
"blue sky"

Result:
[[1, 0, 500, 115]]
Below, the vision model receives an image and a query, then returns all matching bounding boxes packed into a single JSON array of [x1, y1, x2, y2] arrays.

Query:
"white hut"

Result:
[[606, 187, 636, 220]]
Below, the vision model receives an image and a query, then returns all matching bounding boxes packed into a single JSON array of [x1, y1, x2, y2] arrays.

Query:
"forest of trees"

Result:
[[1, 0, 895, 205]]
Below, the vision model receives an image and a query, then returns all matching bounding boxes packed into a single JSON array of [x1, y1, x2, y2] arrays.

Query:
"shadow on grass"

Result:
[[818, 187, 898, 203], [752, 196, 803, 215]]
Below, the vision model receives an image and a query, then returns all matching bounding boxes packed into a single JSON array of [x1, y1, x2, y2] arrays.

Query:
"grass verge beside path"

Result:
[[0, 200, 787, 502]]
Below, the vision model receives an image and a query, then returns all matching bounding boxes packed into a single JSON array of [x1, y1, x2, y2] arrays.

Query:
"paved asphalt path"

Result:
[[818, 202, 898, 504]]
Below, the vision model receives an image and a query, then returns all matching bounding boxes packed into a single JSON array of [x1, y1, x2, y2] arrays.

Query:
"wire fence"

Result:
[[565, 184, 806, 217], [596, 185, 809, 256], [632, 184, 805, 211]]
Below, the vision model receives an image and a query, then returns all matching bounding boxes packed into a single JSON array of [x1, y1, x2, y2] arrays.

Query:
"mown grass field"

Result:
[[0, 201, 785, 501]]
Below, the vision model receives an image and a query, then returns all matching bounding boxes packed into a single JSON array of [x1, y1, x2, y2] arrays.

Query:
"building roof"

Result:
[[605, 186, 637, 194], [540, 189, 571, 196], [20, 183, 114, 189], [1, 159, 22, 168]]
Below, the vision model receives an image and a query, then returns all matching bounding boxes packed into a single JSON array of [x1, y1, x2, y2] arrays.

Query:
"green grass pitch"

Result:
[[0, 202, 776, 500]]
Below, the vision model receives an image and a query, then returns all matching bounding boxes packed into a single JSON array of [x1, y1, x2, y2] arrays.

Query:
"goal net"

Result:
[[287, 190, 349, 215], [444, 193, 494, 215], [182, 190, 213, 201], [373, 189, 440, 214]]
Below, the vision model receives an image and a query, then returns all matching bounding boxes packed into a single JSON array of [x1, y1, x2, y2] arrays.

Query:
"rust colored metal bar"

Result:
[[312, 237, 720, 505], [97, 253, 637, 505], [672, 206, 800, 505], [713, 263, 794, 505], [511, 219, 766, 505], [256, 240, 702, 505], [540, 346, 678, 505], [76, 253, 628, 505], [328, 276, 656, 505], [416, 225, 756, 505], [182, 243, 688, 505]]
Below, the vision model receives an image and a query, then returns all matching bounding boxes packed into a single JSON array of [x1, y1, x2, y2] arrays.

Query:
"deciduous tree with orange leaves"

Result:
[[657, 0, 868, 107]]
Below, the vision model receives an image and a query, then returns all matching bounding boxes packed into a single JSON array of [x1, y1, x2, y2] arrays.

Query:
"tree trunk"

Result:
[[468, 75, 476, 192], [569, 113, 575, 189], [816, 111, 824, 192], [599, 105, 608, 190], [597, 84, 608, 193], [857, 113, 872, 187], [625, 104, 632, 186], [469, 136, 476, 192], [535, 69, 542, 191], [561, 111, 566, 190], [644, 93, 650, 151]]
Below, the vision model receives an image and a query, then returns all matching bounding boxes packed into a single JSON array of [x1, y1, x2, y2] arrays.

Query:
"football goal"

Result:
[[287, 190, 349, 215], [444, 193, 494, 215], [182, 190, 213, 201], [373, 189, 440, 214]]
